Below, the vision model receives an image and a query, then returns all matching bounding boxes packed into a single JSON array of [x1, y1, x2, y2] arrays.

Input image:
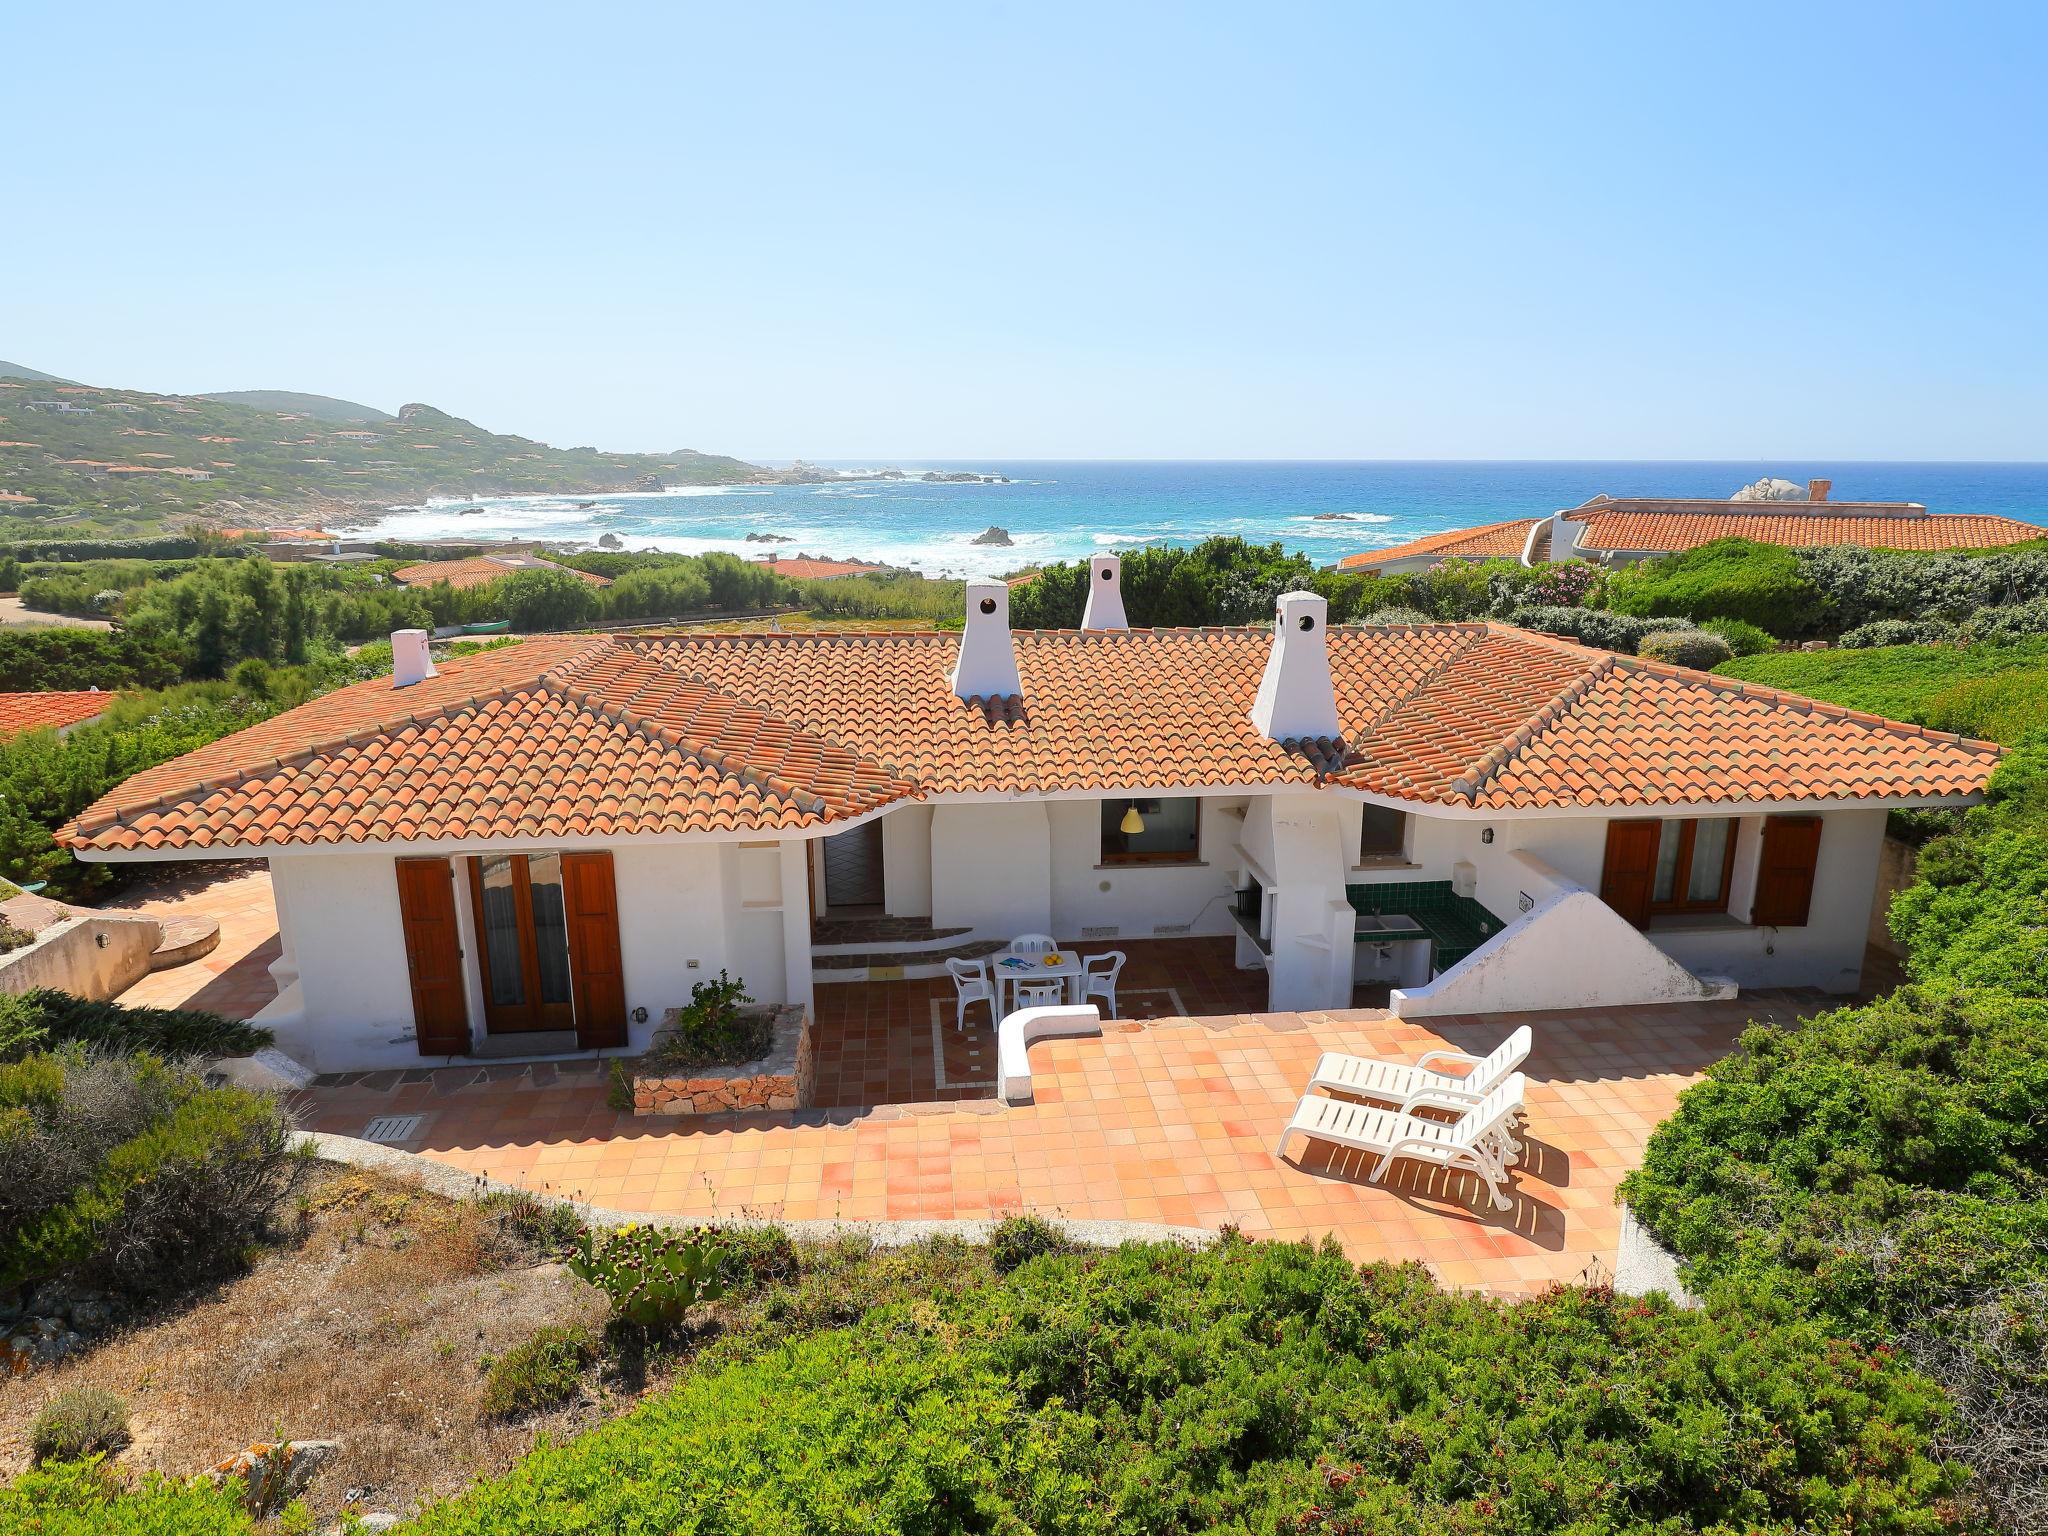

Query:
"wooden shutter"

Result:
[[562, 851, 628, 1049], [395, 857, 470, 1056], [1599, 819, 1661, 929], [1750, 816, 1822, 928]]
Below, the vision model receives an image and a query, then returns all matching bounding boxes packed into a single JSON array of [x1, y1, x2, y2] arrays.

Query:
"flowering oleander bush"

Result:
[[1519, 557, 1601, 608], [565, 1222, 731, 1330]]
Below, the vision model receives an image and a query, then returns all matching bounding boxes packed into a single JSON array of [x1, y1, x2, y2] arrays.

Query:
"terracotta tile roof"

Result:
[[58, 624, 2000, 855], [1335, 518, 1539, 571], [1568, 500, 2046, 554], [0, 691, 111, 738], [755, 557, 890, 581], [390, 554, 612, 591], [59, 638, 913, 853]]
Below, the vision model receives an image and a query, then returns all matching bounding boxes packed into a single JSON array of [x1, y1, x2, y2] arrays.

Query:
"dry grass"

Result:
[[0, 1165, 622, 1525]]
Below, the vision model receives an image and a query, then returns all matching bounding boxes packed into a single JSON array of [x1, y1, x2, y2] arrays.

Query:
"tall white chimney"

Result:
[[1249, 592, 1339, 741], [950, 579, 1021, 700], [391, 629, 438, 689], [1081, 553, 1129, 630]]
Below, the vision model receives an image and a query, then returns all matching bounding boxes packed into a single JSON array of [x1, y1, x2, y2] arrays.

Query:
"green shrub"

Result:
[[1701, 615, 1777, 656], [0, 988, 270, 1064], [407, 1239, 1960, 1536], [480, 1324, 596, 1420], [1840, 618, 1948, 649], [642, 971, 763, 1070], [1963, 594, 2048, 643], [1925, 670, 2048, 745], [31, 1387, 131, 1464], [1507, 604, 1691, 652], [988, 1214, 1071, 1274], [0, 1049, 307, 1294], [1012, 537, 1317, 629], [1604, 539, 1819, 634], [0, 628, 184, 692], [1717, 637, 2048, 739], [1637, 627, 1734, 670], [1355, 604, 1433, 625], [0, 1459, 252, 1535], [565, 1223, 731, 1330]]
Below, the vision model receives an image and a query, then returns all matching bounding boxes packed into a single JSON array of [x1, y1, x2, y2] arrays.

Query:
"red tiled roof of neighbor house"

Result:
[[1335, 518, 1540, 571], [1566, 497, 2048, 554], [57, 623, 2000, 855], [0, 692, 111, 738], [0, 491, 34, 504], [389, 554, 612, 591], [755, 557, 890, 581]]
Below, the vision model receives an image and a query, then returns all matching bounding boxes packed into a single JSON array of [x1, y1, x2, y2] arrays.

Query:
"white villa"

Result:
[[60, 557, 1999, 1073]]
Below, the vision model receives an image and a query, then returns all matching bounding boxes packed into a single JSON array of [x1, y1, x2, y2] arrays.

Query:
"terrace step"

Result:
[[813, 936, 1009, 983], [147, 914, 221, 972], [809, 915, 974, 956]]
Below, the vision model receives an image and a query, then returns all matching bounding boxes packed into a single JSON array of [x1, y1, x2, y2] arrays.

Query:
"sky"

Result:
[[4, 2, 2045, 462]]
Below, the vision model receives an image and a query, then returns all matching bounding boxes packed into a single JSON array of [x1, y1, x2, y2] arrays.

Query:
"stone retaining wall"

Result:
[[0, 910, 162, 1002], [632, 1003, 813, 1116]]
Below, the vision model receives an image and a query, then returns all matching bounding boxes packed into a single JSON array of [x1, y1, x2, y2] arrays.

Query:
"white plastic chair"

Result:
[[1012, 979, 1065, 1014], [946, 956, 994, 1031], [1009, 933, 1058, 957], [1078, 951, 1126, 1018], [1307, 1025, 1531, 1110], [1275, 1072, 1527, 1211]]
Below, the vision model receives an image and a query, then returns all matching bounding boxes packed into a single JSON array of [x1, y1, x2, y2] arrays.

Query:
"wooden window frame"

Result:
[[1650, 818, 1738, 917], [1100, 796, 1203, 867]]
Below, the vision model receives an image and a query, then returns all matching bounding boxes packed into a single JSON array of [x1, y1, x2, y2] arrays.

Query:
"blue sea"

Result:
[[347, 462, 2048, 580]]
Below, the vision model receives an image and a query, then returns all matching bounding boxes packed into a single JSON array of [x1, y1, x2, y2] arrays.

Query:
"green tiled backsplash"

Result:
[[1346, 880, 1507, 972]]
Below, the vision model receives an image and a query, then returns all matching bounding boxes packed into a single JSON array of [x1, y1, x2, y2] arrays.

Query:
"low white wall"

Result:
[[0, 911, 160, 1002], [1392, 882, 1733, 1019], [1048, 796, 1243, 941], [931, 802, 1052, 935]]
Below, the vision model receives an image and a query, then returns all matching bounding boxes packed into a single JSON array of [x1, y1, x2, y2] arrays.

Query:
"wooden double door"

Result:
[[396, 851, 627, 1056]]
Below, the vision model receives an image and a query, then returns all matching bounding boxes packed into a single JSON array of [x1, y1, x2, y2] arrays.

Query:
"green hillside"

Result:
[[0, 373, 770, 536], [199, 389, 393, 423]]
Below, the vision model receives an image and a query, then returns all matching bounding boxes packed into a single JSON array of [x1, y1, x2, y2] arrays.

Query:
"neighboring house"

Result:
[[57, 556, 1997, 1073], [1335, 518, 1544, 574], [25, 401, 94, 415], [390, 553, 613, 592], [1338, 483, 2048, 572], [0, 691, 111, 739], [753, 555, 891, 581]]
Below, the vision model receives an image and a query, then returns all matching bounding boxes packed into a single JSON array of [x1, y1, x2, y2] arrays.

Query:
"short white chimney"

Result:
[[1081, 553, 1129, 630], [1250, 591, 1340, 741], [391, 628, 438, 688], [950, 579, 1021, 700]]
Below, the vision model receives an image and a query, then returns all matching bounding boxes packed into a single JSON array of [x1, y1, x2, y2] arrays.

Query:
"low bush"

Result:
[[1637, 627, 1734, 669], [1841, 618, 1946, 648], [1506, 604, 1691, 652], [0, 1460, 252, 1535], [1717, 636, 2048, 740], [1354, 604, 1433, 625], [1605, 538, 1819, 634], [407, 1238, 1961, 1535], [1925, 670, 2048, 745], [1701, 615, 1777, 656], [988, 1214, 1071, 1274], [31, 1387, 131, 1464], [1518, 558, 1601, 608], [0, 988, 271, 1064], [0, 628, 184, 692], [0, 1048, 307, 1295], [1963, 594, 2048, 643], [642, 971, 764, 1070], [479, 1324, 596, 1420]]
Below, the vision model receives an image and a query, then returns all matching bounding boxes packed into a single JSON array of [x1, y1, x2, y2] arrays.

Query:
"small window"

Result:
[[1101, 796, 1201, 865], [1650, 817, 1738, 915], [1358, 804, 1409, 861]]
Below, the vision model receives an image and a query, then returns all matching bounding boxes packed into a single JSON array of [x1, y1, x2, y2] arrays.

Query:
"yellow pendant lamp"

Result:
[[1120, 802, 1145, 835]]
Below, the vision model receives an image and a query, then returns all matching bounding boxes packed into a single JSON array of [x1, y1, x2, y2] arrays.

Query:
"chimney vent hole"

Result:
[[979, 597, 996, 615]]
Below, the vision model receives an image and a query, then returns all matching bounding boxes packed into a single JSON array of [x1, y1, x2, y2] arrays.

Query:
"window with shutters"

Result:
[[1600, 817, 1739, 927], [1750, 816, 1823, 928]]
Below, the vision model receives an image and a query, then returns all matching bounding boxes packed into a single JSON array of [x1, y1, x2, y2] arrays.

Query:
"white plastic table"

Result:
[[991, 950, 1083, 1016]]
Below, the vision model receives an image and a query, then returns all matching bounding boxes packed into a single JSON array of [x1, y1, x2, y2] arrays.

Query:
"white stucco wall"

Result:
[[1047, 796, 1244, 941], [0, 911, 161, 1001], [930, 802, 1053, 935], [881, 806, 934, 919], [266, 851, 423, 1071]]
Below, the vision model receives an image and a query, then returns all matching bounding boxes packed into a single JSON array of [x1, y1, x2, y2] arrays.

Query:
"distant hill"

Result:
[[0, 360, 75, 384], [0, 369, 773, 536], [199, 389, 394, 424]]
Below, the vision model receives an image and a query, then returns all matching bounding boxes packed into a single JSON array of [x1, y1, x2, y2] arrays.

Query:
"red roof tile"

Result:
[[391, 554, 612, 591], [1335, 518, 1539, 571], [1571, 505, 2046, 554], [58, 625, 1999, 855], [0, 692, 111, 738], [755, 557, 890, 581]]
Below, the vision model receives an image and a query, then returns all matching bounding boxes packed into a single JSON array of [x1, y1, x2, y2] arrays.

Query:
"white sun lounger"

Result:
[[1275, 1072, 1528, 1211], [1307, 1024, 1531, 1109]]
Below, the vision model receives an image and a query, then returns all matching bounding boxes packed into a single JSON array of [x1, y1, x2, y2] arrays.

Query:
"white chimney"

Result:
[[1249, 591, 1340, 741], [1081, 553, 1129, 630], [391, 629, 438, 688], [950, 579, 1021, 700]]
